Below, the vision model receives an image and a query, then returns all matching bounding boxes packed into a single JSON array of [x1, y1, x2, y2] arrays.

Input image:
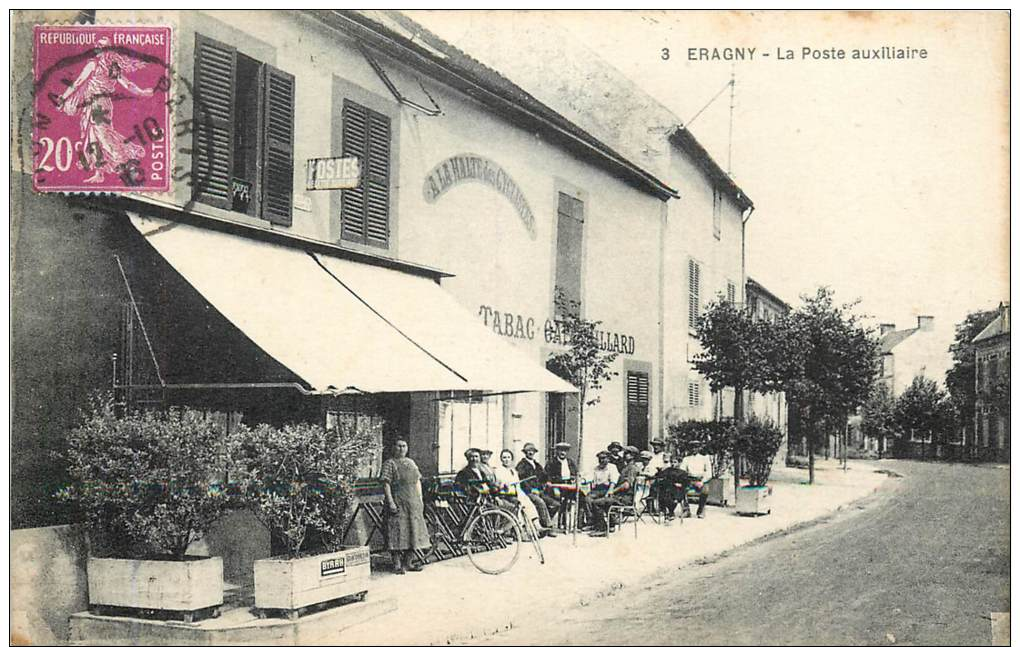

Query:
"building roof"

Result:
[[973, 304, 1010, 344], [879, 328, 917, 354], [670, 126, 753, 211], [312, 10, 679, 201], [745, 277, 789, 312]]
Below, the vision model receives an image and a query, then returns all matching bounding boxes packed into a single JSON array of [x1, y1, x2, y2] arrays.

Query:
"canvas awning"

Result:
[[129, 213, 575, 395]]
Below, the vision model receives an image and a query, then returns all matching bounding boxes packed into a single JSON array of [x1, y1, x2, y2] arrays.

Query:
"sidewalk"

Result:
[[334, 460, 894, 646]]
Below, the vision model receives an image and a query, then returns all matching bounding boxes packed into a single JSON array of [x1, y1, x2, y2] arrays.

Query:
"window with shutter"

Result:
[[727, 280, 736, 304], [192, 34, 236, 210], [261, 65, 295, 226], [626, 371, 650, 450], [688, 381, 701, 407], [688, 259, 701, 330], [554, 192, 584, 317], [341, 99, 391, 248], [192, 34, 294, 226]]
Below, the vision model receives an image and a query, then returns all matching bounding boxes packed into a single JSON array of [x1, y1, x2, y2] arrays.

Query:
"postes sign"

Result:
[[306, 156, 360, 190], [423, 155, 536, 238]]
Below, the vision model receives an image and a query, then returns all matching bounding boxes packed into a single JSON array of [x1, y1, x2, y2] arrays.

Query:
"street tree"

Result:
[[546, 288, 619, 542], [693, 298, 769, 423], [693, 297, 769, 493], [859, 382, 898, 458], [945, 309, 998, 443], [768, 287, 880, 484], [893, 376, 956, 460]]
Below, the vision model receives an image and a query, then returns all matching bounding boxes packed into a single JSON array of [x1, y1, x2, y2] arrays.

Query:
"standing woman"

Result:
[[380, 439, 430, 574]]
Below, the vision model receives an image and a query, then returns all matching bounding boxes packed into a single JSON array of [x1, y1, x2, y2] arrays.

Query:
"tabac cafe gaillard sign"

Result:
[[423, 155, 537, 239], [478, 304, 636, 355]]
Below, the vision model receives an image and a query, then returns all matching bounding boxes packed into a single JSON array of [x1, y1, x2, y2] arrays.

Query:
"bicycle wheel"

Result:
[[463, 507, 522, 575]]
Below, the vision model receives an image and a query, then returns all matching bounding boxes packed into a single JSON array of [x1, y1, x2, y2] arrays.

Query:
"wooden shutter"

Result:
[[341, 100, 390, 248], [261, 65, 295, 226], [626, 371, 650, 451], [727, 281, 736, 304], [192, 34, 236, 210], [688, 259, 701, 329]]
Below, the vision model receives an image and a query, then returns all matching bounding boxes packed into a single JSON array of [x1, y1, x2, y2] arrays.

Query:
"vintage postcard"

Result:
[[9, 9, 1010, 646]]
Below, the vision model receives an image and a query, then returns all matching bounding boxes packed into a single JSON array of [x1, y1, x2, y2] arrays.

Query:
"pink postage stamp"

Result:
[[33, 25, 172, 192]]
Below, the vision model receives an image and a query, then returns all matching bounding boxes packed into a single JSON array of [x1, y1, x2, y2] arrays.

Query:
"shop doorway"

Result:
[[626, 370, 649, 450]]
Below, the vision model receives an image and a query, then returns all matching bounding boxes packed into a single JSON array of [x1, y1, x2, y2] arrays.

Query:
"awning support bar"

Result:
[[114, 254, 164, 386]]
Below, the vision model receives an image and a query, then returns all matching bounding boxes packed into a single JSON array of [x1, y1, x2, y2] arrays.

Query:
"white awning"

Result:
[[129, 214, 576, 395]]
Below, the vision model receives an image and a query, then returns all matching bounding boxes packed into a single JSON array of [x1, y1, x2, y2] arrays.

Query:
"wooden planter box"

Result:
[[705, 475, 734, 507], [254, 546, 371, 619], [736, 485, 773, 516], [87, 556, 223, 619]]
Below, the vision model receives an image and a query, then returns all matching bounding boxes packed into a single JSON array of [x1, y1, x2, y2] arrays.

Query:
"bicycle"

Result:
[[426, 479, 545, 575]]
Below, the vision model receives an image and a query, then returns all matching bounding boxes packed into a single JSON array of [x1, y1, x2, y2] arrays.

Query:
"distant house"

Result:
[[861, 315, 950, 456], [745, 278, 792, 462], [972, 303, 1010, 462]]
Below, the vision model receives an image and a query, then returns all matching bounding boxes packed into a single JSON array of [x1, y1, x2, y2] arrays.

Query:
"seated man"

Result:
[[516, 442, 560, 524], [585, 450, 619, 526], [678, 448, 711, 518], [654, 453, 688, 519], [589, 450, 645, 532], [455, 448, 499, 499], [546, 441, 586, 527]]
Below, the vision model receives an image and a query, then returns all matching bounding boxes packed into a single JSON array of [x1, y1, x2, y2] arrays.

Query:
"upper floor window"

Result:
[[688, 380, 702, 407], [192, 34, 294, 225], [688, 258, 702, 331], [554, 192, 584, 317], [727, 280, 737, 304], [712, 187, 722, 240], [340, 99, 391, 248]]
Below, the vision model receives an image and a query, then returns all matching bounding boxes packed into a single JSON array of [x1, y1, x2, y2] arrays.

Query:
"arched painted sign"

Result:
[[423, 155, 537, 238]]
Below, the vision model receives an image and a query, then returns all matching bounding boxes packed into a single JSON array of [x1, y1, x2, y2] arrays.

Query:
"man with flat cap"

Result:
[[455, 447, 499, 498], [547, 441, 582, 527], [516, 442, 559, 528], [606, 441, 625, 470]]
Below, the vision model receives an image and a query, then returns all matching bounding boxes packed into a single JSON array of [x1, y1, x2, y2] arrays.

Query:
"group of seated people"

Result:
[[451, 438, 713, 537]]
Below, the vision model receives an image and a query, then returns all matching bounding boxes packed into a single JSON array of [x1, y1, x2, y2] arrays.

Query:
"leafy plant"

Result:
[[57, 393, 238, 558], [666, 419, 736, 478], [231, 419, 377, 558], [545, 288, 619, 463], [859, 382, 898, 458], [732, 417, 784, 487], [892, 376, 956, 460]]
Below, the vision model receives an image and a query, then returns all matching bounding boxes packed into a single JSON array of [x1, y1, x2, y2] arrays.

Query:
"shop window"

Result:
[[325, 408, 385, 478], [712, 187, 722, 239], [554, 192, 584, 317], [192, 34, 294, 225], [436, 394, 503, 473], [340, 99, 391, 248], [688, 258, 702, 331]]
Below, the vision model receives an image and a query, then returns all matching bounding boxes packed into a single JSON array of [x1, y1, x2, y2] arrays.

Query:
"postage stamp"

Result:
[[32, 25, 172, 193]]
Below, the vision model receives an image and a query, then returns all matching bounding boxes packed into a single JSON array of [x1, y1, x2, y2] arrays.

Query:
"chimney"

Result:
[[1000, 302, 1010, 332], [917, 316, 934, 332], [879, 323, 896, 336]]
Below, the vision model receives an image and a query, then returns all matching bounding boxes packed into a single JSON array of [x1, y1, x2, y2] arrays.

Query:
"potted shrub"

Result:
[[57, 394, 237, 621], [232, 419, 377, 620], [733, 417, 784, 516], [667, 419, 736, 506]]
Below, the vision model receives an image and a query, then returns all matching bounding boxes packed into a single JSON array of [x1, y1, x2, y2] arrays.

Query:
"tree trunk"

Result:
[[573, 390, 584, 547], [733, 387, 744, 499], [807, 428, 815, 485]]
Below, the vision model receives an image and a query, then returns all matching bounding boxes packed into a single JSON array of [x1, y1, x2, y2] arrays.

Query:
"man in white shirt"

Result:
[[645, 438, 668, 475], [679, 450, 712, 519]]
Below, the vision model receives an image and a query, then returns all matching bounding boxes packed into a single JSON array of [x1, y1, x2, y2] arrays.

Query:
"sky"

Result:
[[410, 10, 1010, 367]]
